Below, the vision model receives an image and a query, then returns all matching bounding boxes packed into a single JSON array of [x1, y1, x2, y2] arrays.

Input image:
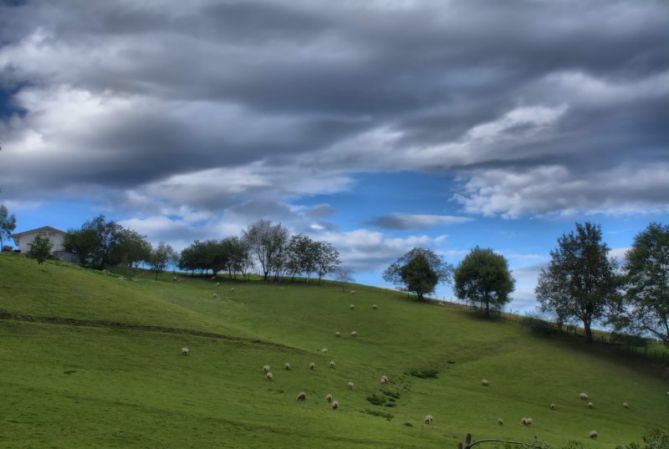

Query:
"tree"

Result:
[[453, 247, 515, 317], [149, 242, 175, 279], [27, 235, 52, 264], [383, 248, 451, 301], [243, 220, 288, 281], [334, 267, 354, 291], [0, 204, 16, 249], [314, 241, 340, 283], [617, 223, 669, 343], [535, 222, 620, 343], [64, 215, 122, 269], [110, 228, 151, 270]]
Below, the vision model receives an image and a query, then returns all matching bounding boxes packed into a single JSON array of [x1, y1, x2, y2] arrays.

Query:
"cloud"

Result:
[[0, 0, 667, 222], [368, 213, 472, 230]]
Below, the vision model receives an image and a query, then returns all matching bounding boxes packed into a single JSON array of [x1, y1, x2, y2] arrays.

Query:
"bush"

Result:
[[409, 368, 439, 379]]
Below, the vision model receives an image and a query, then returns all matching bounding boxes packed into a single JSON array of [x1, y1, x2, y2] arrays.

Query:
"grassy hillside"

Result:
[[0, 254, 667, 449]]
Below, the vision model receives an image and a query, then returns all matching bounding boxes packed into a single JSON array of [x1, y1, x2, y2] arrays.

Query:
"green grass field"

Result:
[[0, 254, 667, 449]]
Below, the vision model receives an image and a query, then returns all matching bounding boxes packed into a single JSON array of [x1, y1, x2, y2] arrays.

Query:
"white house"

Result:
[[13, 226, 67, 256]]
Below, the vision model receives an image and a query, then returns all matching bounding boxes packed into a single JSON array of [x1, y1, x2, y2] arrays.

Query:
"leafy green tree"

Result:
[[0, 204, 16, 249], [454, 247, 515, 317], [383, 248, 451, 301], [27, 235, 52, 264], [64, 215, 122, 269], [64, 228, 101, 267], [536, 222, 620, 343], [314, 241, 340, 284], [617, 223, 669, 343], [110, 228, 151, 270], [149, 242, 175, 279], [243, 220, 288, 281]]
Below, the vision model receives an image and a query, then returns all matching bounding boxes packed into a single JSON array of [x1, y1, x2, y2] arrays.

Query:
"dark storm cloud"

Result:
[[0, 0, 667, 216]]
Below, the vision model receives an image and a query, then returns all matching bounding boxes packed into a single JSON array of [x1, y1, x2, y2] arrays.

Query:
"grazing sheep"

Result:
[[623, 402, 630, 409], [212, 293, 218, 299], [329, 360, 336, 369], [321, 347, 328, 353], [265, 372, 273, 381], [230, 288, 235, 292], [331, 400, 340, 410], [349, 304, 356, 310], [262, 365, 271, 373], [589, 431, 598, 439], [347, 381, 355, 390], [335, 331, 341, 337], [284, 362, 291, 370], [216, 282, 220, 286], [351, 331, 358, 337], [424, 415, 433, 425], [350, 290, 356, 294], [172, 275, 177, 282], [296, 391, 306, 401], [372, 304, 378, 310], [309, 362, 315, 370], [481, 379, 489, 386], [521, 417, 533, 426], [380, 375, 389, 384], [550, 403, 556, 410], [181, 347, 190, 356], [579, 392, 589, 400], [497, 418, 504, 426], [325, 393, 333, 403], [587, 401, 594, 409]]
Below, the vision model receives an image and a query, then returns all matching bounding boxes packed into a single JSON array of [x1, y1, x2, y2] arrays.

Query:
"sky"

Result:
[[1, 0, 668, 314]]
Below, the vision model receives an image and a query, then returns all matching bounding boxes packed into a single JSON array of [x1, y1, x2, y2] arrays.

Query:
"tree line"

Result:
[[384, 221, 669, 345], [60, 216, 341, 283]]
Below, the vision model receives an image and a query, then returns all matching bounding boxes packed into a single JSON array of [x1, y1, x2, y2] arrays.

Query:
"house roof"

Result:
[[13, 226, 66, 238]]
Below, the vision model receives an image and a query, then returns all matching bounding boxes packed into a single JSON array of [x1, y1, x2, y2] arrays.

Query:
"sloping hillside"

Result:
[[0, 254, 667, 449]]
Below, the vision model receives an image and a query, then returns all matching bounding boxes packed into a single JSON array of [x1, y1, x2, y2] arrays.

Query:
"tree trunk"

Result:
[[485, 301, 490, 318], [583, 319, 593, 343]]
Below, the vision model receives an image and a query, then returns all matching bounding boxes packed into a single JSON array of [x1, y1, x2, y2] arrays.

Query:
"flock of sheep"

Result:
[[178, 293, 648, 442]]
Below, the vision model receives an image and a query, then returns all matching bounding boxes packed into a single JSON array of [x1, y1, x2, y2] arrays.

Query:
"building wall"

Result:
[[15, 230, 65, 254]]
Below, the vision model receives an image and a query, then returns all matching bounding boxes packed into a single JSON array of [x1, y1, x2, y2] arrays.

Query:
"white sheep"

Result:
[[587, 401, 594, 409], [623, 402, 630, 409], [265, 372, 273, 381], [589, 431, 598, 439], [579, 392, 589, 400], [321, 347, 328, 353], [309, 362, 315, 370], [212, 293, 218, 298], [284, 362, 291, 370], [351, 331, 358, 337], [424, 415, 433, 425], [350, 290, 356, 294], [329, 360, 336, 369], [372, 304, 378, 310], [216, 282, 220, 286], [296, 391, 306, 401], [347, 381, 355, 390], [497, 418, 504, 426], [230, 288, 235, 292], [325, 393, 333, 403], [550, 403, 556, 410], [481, 379, 489, 386], [380, 375, 389, 384], [262, 365, 271, 373], [172, 275, 177, 282], [181, 347, 190, 356], [335, 331, 341, 337], [349, 304, 356, 310], [521, 417, 533, 426], [331, 400, 340, 410]]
